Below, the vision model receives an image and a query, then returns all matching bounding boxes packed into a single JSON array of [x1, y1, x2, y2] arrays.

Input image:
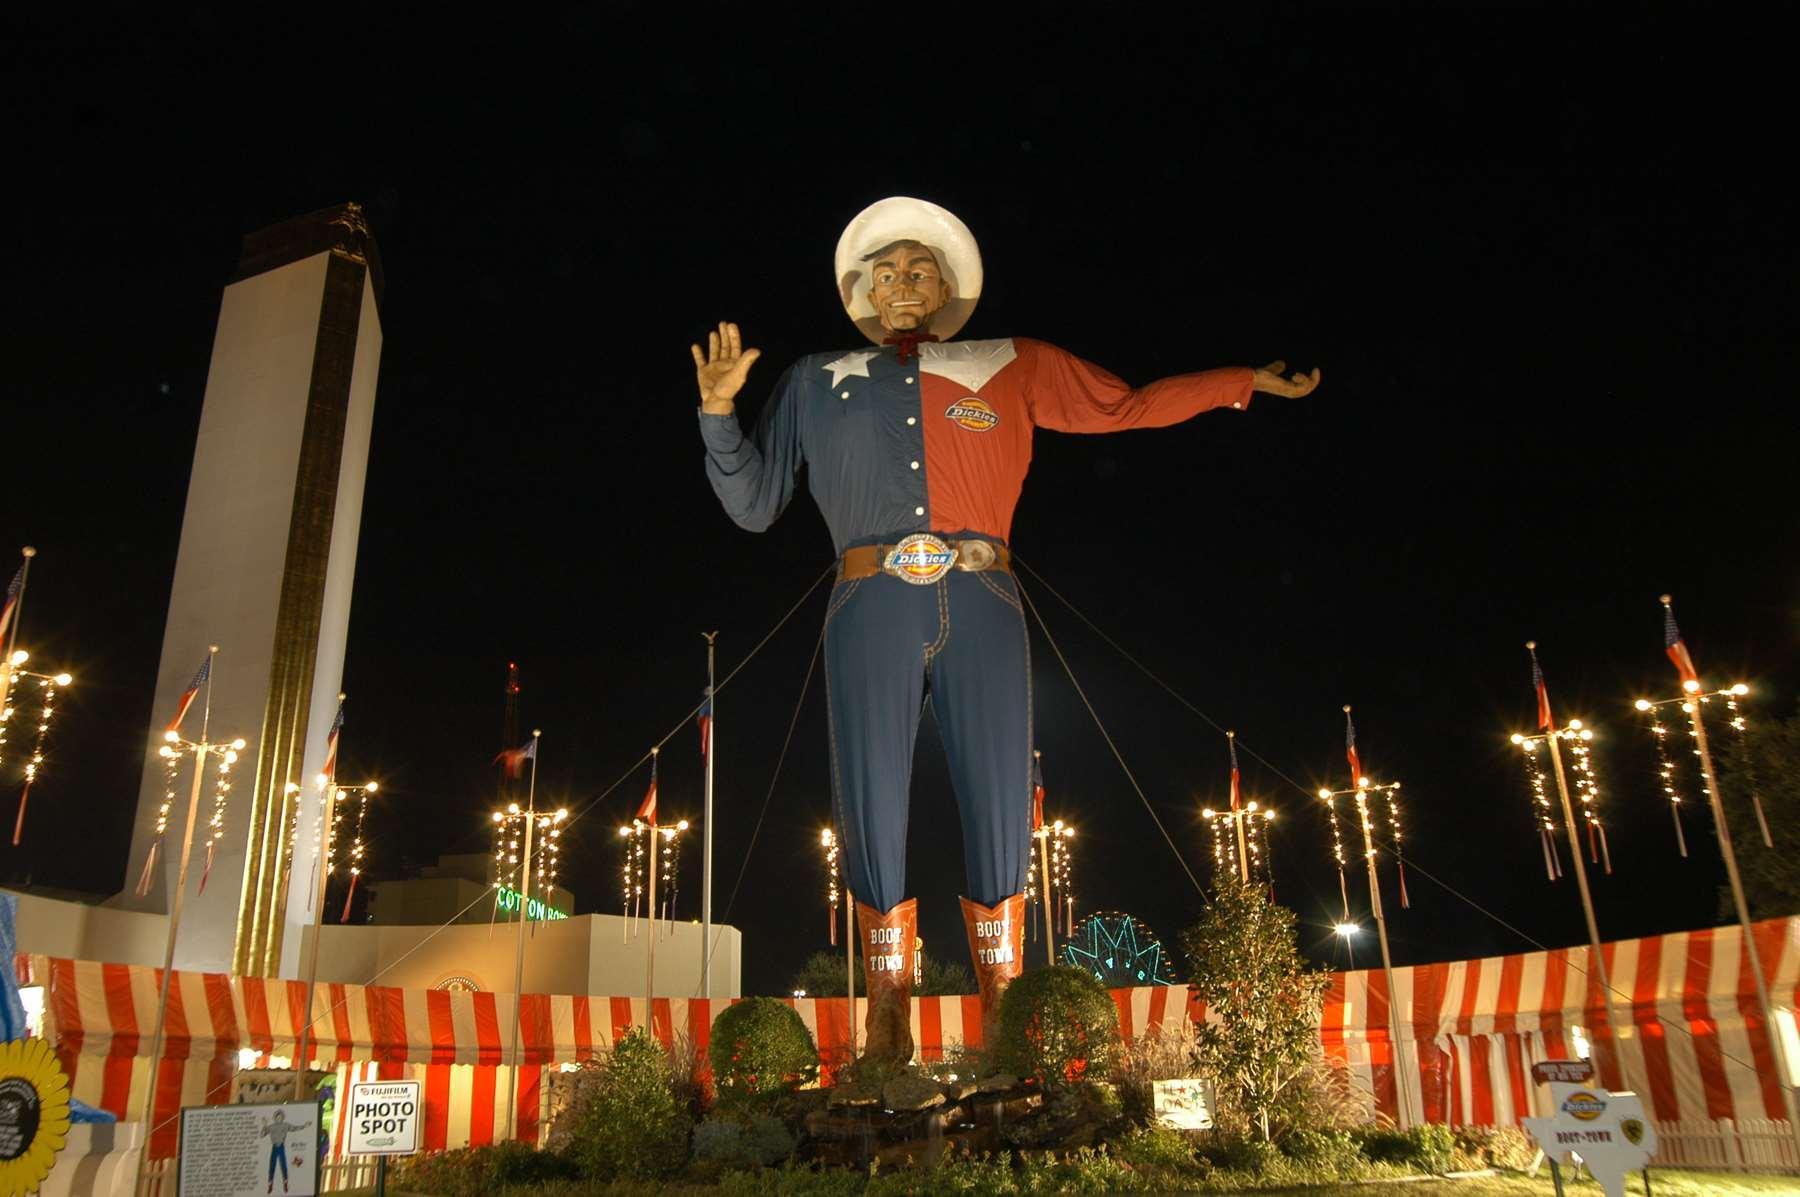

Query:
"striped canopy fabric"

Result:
[[20, 917, 1799, 1159]]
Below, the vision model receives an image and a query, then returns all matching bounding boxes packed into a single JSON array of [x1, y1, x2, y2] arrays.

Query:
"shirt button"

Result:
[[904, 377, 914, 384], [841, 391, 851, 399], [914, 506, 925, 516], [906, 416, 916, 426], [910, 461, 920, 470]]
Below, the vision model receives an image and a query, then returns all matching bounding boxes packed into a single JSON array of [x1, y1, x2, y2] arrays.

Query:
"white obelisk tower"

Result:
[[120, 204, 383, 978]]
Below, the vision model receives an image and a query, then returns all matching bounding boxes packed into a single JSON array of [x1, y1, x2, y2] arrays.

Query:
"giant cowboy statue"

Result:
[[694, 197, 1319, 1064]]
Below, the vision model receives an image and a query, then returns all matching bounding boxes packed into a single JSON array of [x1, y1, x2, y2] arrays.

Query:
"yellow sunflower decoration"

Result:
[[0, 1037, 69, 1197]]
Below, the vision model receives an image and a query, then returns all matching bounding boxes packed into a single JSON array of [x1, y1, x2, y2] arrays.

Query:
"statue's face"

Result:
[[866, 242, 952, 333]]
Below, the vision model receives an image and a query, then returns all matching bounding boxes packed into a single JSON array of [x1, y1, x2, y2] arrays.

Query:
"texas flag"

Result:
[[165, 656, 211, 734], [1228, 735, 1242, 812], [0, 562, 24, 645], [1031, 751, 1046, 832], [1344, 708, 1363, 787], [637, 769, 658, 826], [494, 737, 537, 779], [698, 690, 713, 759], [1664, 602, 1700, 688]]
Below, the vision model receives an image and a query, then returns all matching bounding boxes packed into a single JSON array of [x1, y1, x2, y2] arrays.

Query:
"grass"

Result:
[[1256, 1170, 1799, 1195], [336, 1170, 1800, 1196]]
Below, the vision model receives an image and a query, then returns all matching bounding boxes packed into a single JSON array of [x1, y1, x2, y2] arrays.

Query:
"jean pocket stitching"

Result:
[[975, 571, 1021, 610]]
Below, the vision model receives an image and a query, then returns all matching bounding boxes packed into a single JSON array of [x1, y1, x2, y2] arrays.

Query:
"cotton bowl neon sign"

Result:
[[495, 886, 568, 921]]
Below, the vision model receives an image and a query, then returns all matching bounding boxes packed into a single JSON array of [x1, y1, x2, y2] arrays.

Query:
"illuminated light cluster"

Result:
[[1635, 681, 1764, 854], [1029, 818, 1077, 938], [1511, 734, 1563, 881], [1200, 803, 1276, 888], [18, 674, 65, 792], [1559, 722, 1611, 875], [201, 743, 239, 879], [617, 816, 688, 938], [1640, 701, 1688, 857], [492, 803, 569, 909], [1321, 789, 1349, 917], [821, 828, 840, 944]]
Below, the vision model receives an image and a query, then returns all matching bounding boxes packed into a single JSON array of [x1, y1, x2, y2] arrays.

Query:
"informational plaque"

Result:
[[344, 1080, 422, 1156], [1151, 1078, 1215, 1130], [178, 1101, 320, 1197]]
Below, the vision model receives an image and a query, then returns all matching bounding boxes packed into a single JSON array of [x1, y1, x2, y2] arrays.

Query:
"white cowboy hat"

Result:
[[835, 196, 983, 344]]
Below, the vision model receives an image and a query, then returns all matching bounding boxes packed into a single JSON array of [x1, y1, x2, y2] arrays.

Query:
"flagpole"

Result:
[[845, 895, 857, 1060], [1351, 779, 1413, 1129], [138, 647, 241, 1197], [505, 729, 541, 1140], [1658, 598, 1800, 1155], [702, 632, 717, 999], [645, 748, 659, 1035], [293, 691, 347, 1103], [1229, 732, 1250, 884], [0, 547, 34, 716]]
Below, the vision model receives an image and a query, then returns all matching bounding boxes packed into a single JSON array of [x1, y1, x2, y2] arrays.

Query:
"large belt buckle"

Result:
[[883, 533, 957, 585], [955, 539, 996, 572]]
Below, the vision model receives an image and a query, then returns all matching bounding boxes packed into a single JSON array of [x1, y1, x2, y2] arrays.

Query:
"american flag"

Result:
[[165, 656, 211, 734], [1344, 708, 1363, 787], [1031, 751, 1046, 832], [0, 562, 24, 644], [637, 756, 658, 825], [698, 690, 713, 759], [1228, 735, 1242, 812], [1530, 646, 1553, 732], [1664, 603, 1700, 687], [321, 701, 345, 781], [494, 737, 537, 779]]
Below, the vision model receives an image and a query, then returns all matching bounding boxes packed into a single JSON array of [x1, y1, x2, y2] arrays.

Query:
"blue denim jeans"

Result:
[[824, 567, 1032, 913]]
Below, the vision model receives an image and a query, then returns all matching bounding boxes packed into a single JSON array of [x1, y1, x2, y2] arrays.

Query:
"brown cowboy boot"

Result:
[[960, 893, 1026, 1049], [854, 897, 918, 1066]]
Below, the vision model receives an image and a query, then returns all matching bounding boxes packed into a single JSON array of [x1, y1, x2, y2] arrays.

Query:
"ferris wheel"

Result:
[[1061, 911, 1178, 987]]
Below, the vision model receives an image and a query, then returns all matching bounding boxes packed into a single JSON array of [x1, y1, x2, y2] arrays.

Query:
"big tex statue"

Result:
[[695, 197, 1319, 1063]]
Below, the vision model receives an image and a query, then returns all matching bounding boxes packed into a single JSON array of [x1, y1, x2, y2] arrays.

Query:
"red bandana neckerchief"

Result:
[[883, 331, 939, 363]]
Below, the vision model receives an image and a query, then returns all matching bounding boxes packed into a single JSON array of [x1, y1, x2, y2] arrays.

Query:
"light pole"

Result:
[[1636, 672, 1800, 1152], [137, 647, 245, 1195], [1320, 777, 1412, 1127], [292, 776, 377, 1100]]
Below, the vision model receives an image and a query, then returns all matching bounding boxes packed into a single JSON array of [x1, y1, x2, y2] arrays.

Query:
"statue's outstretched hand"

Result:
[[1251, 359, 1321, 399], [691, 321, 762, 415]]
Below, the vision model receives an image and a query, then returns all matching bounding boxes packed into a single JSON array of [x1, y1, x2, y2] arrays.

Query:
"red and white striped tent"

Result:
[[21, 916, 1799, 1160]]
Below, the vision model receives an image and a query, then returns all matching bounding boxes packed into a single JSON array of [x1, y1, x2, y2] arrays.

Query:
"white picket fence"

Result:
[[1653, 1117, 1800, 1173], [141, 1155, 386, 1194]]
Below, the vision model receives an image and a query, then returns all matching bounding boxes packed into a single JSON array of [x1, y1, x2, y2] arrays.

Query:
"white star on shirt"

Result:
[[823, 351, 879, 389]]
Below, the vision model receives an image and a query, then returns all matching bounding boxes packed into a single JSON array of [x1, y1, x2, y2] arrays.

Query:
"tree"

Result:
[[1180, 877, 1330, 1141], [1715, 700, 1800, 920]]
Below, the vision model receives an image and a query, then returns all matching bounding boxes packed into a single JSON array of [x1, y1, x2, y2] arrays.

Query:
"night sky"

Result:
[[4, 11, 1795, 996]]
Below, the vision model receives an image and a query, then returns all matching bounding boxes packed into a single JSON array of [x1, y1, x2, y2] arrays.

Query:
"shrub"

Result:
[[1191, 1129, 1279, 1175], [709, 997, 820, 1109], [717, 1163, 868, 1197], [1451, 1124, 1536, 1171], [1112, 1124, 1203, 1179], [1278, 1127, 1364, 1179], [392, 1142, 578, 1196], [692, 1112, 797, 1169], [1108, 1021, 1198, 1126], [994, 966, 1120, 1088], [566, 1028, 692, 1180], [1353, 1123, 1455, 1173]]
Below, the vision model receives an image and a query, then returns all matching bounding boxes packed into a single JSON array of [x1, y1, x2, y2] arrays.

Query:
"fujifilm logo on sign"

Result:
[[346, 1079, 424, 1156]]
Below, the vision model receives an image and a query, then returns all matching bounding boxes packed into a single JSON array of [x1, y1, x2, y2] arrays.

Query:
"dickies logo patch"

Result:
[[884, 534, 956, 585], [945, 398, 1000, 431]]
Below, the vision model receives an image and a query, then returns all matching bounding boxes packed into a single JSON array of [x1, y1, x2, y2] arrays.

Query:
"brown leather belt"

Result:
[[839, 538, 1012, 582]]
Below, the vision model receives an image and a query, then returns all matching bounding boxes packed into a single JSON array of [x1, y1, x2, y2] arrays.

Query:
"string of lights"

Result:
[[1515, 737, 1562, 881], [820, 827, 839, 945]]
